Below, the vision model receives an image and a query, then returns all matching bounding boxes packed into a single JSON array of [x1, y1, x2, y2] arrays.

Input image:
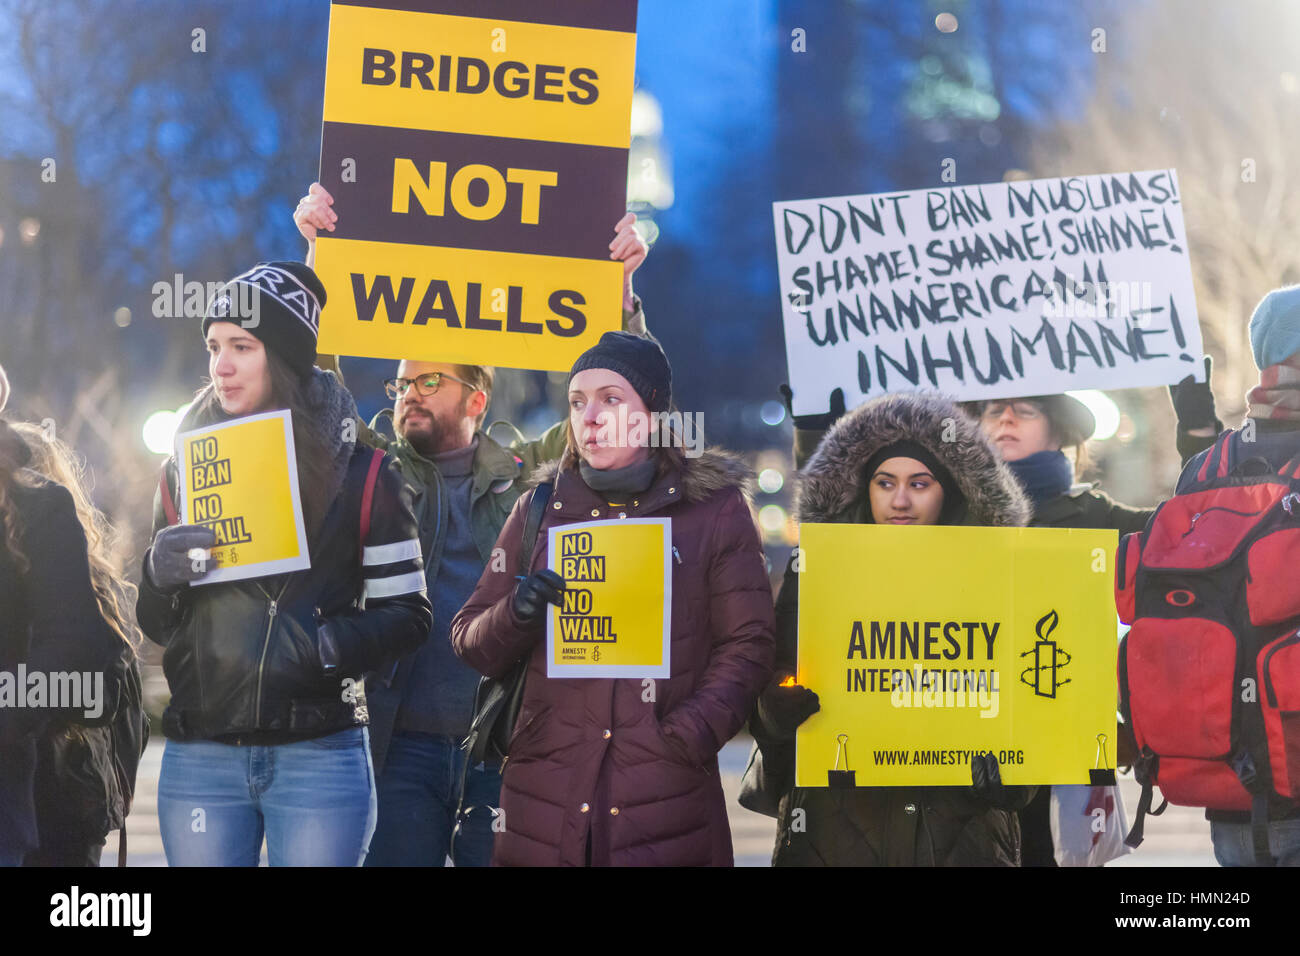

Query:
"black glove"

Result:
[[780, 385, 846, 433], [145, 524, 217, 590], [511, 569, 566, 628], [1168, 356, 1220, 431], [970, 752, 1025, 811], [756, 673, 821, 739]]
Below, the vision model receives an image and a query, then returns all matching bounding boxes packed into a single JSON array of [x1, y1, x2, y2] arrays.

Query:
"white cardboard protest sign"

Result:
[[773, 170, 1204, 415]]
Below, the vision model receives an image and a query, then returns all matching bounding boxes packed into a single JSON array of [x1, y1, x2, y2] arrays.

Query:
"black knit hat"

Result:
[[568, 331, 672, 412], [201, 261, 326, 382], [861, 438, 967, 525]]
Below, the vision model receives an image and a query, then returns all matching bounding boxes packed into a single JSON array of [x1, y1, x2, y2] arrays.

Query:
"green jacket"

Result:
[[369, 414, 567, 572]]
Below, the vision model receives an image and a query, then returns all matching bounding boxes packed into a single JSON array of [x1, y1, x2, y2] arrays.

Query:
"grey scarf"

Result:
[[579, 458, 657, 498]]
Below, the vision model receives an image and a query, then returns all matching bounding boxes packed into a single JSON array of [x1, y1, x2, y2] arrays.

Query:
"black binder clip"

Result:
[[827, 733, 856, 788], [1089, 732, 1116, 786]]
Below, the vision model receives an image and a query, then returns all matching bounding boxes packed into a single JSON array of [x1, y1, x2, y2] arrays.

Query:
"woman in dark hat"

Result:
[[136, 261, 432, 866], [974, 393, 1149, 529], [751, 390, 1035, 866], [451, 331, 775, 866]]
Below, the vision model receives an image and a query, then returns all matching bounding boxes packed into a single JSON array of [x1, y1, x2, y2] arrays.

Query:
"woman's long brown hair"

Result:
[[10, 423, 142, 652]]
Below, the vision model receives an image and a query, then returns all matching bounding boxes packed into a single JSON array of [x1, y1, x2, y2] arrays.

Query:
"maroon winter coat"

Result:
[[450, 448, 775, 866]]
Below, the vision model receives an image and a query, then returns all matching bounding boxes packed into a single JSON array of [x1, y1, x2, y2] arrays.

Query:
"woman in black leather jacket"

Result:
[[136, 262, 431, 866]]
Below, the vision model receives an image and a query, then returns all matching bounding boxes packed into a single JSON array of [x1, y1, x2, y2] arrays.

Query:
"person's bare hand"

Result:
[[294, 182, 337, 243], [610, 212, 648, 276], [611, 212, 648, 310]]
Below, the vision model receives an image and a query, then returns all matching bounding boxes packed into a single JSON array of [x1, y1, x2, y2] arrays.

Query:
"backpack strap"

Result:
[[452, 480, 554, 853], [1251, 794, 1276, 865], [1279, 453, 1300, 480], [358, 447, 386, 556], [1195, 431, 1235, 484], [158, 462, 179, 526], [517, 481, 553, 574], [1123, 751, 1168, 849]]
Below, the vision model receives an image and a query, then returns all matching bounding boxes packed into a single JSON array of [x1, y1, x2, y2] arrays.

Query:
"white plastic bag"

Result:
[[1050, 783, 1132, 867]]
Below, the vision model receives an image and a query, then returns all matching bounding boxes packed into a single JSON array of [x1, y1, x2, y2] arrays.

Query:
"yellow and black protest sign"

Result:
[[176, 410, 310, 585], [545, 518, 670, 678], [314, 0, 637, 370], [793, 523, 1118, 787]]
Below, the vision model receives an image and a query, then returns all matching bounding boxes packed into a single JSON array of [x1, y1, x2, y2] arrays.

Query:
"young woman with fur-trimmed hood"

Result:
[[750, 389, 1036, 866], [452, 331, 775, 867]]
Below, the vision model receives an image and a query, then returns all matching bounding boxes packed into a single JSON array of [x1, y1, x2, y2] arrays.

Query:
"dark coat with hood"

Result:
[[753, 391, 1036, 866], [450, 446, 775, 866]]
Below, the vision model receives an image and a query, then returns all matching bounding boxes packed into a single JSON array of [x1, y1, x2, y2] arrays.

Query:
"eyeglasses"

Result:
[[980, 401, 1044, 422], [384, 372, 478, 401]]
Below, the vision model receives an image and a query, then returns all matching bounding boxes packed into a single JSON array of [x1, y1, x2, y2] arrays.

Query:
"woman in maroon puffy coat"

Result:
[[451, 332, 775, 866]]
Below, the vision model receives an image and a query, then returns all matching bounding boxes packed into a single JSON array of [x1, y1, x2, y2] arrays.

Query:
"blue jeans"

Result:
[[365, 731, 501, 867], [156, 728, 377, 867], [1210, 818, 1300, 866]]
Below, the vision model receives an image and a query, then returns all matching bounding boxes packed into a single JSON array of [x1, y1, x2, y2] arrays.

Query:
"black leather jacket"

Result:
[[137, 445, 432, 743]]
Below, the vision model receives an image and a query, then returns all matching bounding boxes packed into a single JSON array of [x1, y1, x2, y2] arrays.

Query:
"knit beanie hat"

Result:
[[568, 331, 672, 412], [1249, 285, 1300, 370], [201, 261, 326, 382], [861, 438, 967, 525]]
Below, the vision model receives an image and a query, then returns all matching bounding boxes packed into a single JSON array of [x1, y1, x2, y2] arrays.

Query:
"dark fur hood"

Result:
[[797, 391, 1030, 527], [530, 446, 756, 504]]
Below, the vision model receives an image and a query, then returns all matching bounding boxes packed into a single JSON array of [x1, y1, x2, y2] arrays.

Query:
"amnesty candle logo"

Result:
[[1019, 609, 1073, 698]]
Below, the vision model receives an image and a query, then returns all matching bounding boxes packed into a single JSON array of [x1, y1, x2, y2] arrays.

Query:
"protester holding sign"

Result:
[[293, 182, 652, 867], [136, 262, 432, 867], [451, 333, 775, 866], [751, 390, 1036, 866]]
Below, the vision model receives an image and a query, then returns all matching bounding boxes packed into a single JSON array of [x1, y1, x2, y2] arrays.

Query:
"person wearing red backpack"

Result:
[[1164, 285, 1300, 866]]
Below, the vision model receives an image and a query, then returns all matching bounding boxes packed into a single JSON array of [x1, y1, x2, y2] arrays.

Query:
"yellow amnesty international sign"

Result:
[[794, 523, 1118, 787], [546, 518, 671, 678], [313, 0, 637, 370], [176, 410, 310, 585]]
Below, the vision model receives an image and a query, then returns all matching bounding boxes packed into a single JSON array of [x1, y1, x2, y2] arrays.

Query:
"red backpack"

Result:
[[1115, 430, 1300, 861]]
